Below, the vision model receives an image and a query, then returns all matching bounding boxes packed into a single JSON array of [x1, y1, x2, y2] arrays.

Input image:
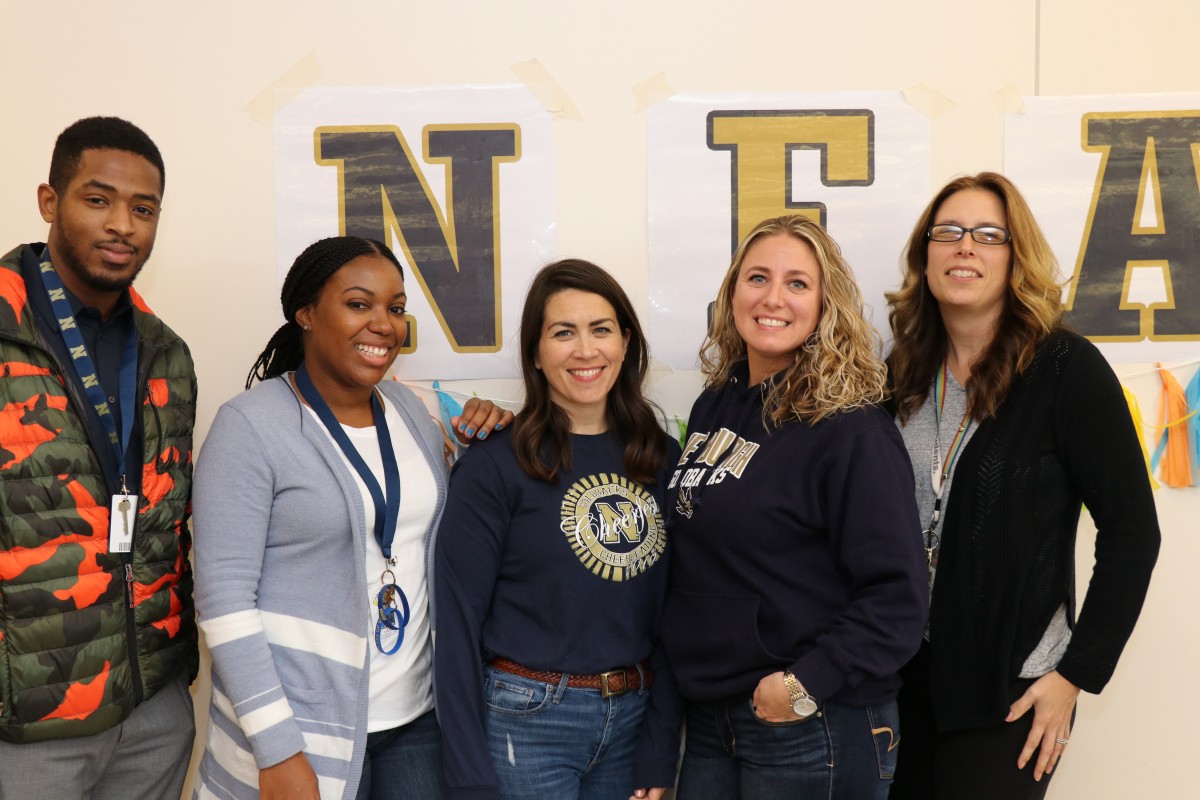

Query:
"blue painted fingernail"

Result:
[[494, 422, 504, 431], [466, 427, 475, 437], [479, 430, 488, 440]]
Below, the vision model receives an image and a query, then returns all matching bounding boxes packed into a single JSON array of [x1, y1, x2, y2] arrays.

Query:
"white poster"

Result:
[[648, 92, 931, 370], [1006, 94, 1200, 361], [274, 85, 556, 379]]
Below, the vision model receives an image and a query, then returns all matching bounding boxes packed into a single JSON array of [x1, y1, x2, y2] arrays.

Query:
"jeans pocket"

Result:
[[866, 701, 901, 780], [485, 673, 552, 717], [746, 698, 822, 728]]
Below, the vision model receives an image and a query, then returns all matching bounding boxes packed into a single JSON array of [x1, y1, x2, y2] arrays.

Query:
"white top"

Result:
[[311, 399, 438, 731]]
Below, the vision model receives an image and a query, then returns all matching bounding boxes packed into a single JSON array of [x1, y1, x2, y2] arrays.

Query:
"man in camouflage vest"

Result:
[[0, 117, 197, 799]]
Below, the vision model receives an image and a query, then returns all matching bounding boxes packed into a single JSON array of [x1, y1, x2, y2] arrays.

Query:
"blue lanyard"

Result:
[[294, 363, 409, 654], [36, 256, 138, 487], [294, 362, 401, 560]]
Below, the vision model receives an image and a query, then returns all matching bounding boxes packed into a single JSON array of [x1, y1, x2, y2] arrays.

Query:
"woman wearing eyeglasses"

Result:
[[885, 173, 1160, 799]]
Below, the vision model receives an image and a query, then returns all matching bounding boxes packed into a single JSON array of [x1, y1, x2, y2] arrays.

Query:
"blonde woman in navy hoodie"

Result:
[[663, 215, 928, 800]]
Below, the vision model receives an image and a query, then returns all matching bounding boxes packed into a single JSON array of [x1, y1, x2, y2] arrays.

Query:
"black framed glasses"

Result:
[[927, 224, 1011, 245]]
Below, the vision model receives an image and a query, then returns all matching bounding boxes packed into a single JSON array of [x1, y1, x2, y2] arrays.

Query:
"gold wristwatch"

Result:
[[782, 671, 819, 718]]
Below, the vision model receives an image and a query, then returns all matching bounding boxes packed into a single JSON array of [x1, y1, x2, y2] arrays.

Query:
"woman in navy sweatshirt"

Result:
[[434, 260, 682, 800], [663, 215, 927, 800]]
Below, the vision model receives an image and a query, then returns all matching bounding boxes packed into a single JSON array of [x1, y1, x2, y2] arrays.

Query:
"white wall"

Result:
[[1, 1, 1196, 796]]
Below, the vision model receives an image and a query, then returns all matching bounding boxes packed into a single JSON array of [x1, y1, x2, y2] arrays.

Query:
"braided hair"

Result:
[[245, 236, 405, 389]]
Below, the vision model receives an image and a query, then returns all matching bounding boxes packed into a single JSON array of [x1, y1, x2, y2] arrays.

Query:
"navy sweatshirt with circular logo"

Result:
[[434, 427, 682, 799]]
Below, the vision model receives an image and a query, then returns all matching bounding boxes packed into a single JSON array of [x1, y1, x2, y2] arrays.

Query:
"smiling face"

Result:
[[925, 188, 1012, 326], [534, 288, 629, 433], [295, 253, 408, 401], [731, 232, 823, 385], [38, 148, 163, 311]]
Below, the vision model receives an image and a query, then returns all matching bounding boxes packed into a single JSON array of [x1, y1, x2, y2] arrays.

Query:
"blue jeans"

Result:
[[484, 666, 649, 799], [355, 709, 445, 800], [677, 696, 899, 800]]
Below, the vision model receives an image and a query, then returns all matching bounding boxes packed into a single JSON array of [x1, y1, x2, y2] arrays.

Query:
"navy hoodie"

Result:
[[662, 362, 927, 707]]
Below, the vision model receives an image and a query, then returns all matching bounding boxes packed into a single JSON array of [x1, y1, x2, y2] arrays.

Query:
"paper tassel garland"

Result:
[[1151, 364, 1195, 488], [1122, 386, 1160, 490]]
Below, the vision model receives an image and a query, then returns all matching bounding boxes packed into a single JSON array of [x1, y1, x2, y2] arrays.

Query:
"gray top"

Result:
[[898, 371, 1070, 677]]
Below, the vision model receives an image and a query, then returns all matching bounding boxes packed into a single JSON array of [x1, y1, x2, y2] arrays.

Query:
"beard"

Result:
[[49, 224, 151, 295], [52, 232, 148, 292]]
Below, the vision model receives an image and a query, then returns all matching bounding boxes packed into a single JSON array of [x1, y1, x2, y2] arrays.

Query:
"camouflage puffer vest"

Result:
[[0, 245, 198, 743]]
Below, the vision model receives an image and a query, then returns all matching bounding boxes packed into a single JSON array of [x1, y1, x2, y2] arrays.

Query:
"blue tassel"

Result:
[[1150, 425, 1168, 476], [1187, 367, 1200, 484]]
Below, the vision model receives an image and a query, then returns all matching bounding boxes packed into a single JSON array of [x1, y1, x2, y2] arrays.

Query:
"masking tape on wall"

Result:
[[510, 58, 582, 121], [992, 85, 1025, 115], [633, 73, 676, 112], [245, 51, 323, 123], [902, 83, 956, 120]]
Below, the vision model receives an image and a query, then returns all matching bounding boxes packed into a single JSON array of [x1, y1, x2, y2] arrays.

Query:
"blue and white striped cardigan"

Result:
[[191, 377, 449, 800]]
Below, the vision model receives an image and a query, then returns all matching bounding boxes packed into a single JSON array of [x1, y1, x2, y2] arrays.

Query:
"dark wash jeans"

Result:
[[355, 709, 445, 800], [677, 695, 899, 800]]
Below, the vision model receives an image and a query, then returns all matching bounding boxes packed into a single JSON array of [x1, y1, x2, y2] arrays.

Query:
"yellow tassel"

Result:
[[1123, 386, 1160, 490], [1156, 363, 1194, 488]]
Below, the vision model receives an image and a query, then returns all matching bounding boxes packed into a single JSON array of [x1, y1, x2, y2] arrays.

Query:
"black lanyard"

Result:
[[36, 256, 137, 489], [295, 362, 401, 559]]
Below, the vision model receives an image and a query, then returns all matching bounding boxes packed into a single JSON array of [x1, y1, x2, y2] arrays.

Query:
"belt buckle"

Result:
[[599, 669, 626, 698]]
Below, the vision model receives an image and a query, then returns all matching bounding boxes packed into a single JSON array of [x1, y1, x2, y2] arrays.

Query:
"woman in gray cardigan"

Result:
[[192, 237, 510, 800]]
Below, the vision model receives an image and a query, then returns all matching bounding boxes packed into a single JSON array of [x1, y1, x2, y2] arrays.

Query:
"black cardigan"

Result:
[[905, 329, 1160, 732]]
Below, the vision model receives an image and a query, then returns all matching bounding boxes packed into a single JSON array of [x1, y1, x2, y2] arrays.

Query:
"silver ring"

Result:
[[1055, 738, 1070, 746]]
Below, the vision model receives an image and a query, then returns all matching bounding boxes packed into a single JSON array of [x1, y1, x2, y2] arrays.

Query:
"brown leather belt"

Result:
[[490, 657, 653, 698]]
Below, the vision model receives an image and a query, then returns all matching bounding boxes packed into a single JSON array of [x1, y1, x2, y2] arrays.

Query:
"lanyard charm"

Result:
[[375, 569, 411, 655], [922, 527, 940, 566]]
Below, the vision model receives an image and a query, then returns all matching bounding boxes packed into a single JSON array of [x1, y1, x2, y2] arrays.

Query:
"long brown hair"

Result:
[[513, 259, 666, 484], [700, 215, 887, 425], [886, 172, 1063, 423]]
